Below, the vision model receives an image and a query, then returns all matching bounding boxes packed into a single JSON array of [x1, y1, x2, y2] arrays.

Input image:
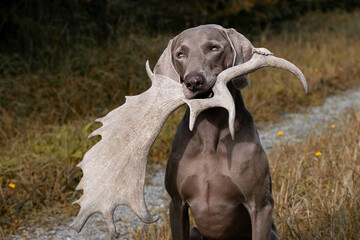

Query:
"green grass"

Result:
[[1, 9, 360, 236]]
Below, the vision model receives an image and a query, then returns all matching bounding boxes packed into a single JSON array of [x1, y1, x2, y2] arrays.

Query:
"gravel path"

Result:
[[7, 87, 360, 240]]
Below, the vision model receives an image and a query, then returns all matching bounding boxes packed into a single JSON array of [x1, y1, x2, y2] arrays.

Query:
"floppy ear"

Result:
[[226, 28, 254, 64], [225, 28, 255, 90], [154, 39, 180, 82]]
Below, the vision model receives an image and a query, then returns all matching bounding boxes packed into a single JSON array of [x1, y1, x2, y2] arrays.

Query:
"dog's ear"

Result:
[[225, 28, 255, 90], [226, 28, 254, 64], [154, 39, 180, 82]]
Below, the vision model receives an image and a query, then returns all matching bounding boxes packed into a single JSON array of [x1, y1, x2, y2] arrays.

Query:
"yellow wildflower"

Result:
[[315, 152, 322, 156], [330, 124, 335, 129], [277, 131, 284, 136], [8, 183, 16, 188], [314, 68, 319, 73]]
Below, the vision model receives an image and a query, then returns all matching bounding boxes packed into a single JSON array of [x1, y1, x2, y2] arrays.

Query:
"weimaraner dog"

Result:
[[71, 24, 307, 239], [154, 25, 280, 240]]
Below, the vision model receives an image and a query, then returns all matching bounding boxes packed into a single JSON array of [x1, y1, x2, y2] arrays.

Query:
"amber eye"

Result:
[[177, 51, 184, 58], [210, 45, 219, 51]]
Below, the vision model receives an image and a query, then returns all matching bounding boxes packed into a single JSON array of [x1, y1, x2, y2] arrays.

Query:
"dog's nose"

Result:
[[184, 72, 205, 92]]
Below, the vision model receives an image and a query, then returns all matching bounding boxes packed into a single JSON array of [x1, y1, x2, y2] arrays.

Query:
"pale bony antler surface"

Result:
[[70, 61, 185, 237]]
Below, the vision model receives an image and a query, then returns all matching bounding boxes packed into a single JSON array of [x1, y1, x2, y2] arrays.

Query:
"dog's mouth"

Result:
[[180, 76, 216, 100], [182, 84, 215, 99], [195, 89, 214, 99]]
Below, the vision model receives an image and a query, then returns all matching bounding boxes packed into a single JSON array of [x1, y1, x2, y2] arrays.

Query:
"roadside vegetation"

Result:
[[1, 9, 360, 237]]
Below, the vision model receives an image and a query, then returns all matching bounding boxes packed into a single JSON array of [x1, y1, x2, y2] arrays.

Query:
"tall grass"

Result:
[[0, 34, 170, 141], [243, 10, 360, 122], [131, 108, 360, 239], [0, 120, 99, 234], [1, 9, 360, 235], [272, 110, 360, 239]]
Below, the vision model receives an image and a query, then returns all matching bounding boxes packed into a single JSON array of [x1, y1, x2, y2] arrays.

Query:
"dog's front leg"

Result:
[[247, 199, 279, 240], [169, 198, 190, 240]]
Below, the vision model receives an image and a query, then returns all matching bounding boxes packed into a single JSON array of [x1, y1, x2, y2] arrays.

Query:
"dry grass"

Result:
[[0, 120, 100, 235], [1, 10, 360, 142], [130, 109, 360, 240], [243, 10, 360, 123], [0, 34, 170, 142], [1, 9, 360, 236], [271, 109, 360, 239]]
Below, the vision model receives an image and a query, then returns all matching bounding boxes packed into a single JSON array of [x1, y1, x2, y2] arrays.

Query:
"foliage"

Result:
[[1, 0, 360, 57]]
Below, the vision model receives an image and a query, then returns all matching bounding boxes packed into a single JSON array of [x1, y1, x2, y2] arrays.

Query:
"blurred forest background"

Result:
[[1, 0, 360, 137], [1, 0, 360, 237], [1, 0, 360, 57]]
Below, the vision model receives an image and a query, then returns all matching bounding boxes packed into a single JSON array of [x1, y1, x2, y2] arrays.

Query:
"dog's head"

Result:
[[154, 24, 254, 99]]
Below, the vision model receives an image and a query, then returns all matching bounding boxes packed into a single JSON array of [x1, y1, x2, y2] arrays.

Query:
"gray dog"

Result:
[[71, 24, 307, 240], [155, 25, 279, 240]]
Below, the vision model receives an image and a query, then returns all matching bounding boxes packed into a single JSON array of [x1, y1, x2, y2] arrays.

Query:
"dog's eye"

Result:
[[210, 46, 219, 51], [176, 51, 184, 58]]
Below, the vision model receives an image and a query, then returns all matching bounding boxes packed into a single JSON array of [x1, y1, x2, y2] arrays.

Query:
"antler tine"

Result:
[[218, 48, 308, 94], [183, 82, 236, 139], [185, 48, 308, 138]]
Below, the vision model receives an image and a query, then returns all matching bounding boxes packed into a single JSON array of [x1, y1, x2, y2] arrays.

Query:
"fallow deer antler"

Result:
[[71, 48, 308, 237]]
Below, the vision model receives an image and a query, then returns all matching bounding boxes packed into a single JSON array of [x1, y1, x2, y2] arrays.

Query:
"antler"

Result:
[[185, 48, 308, 139], [70, 61, 185, 238], [71, 48, 308, 237]]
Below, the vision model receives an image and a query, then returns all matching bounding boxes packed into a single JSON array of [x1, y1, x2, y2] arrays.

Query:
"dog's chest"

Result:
[[176, 152, 243, 201], [176, 154, 247, 237]]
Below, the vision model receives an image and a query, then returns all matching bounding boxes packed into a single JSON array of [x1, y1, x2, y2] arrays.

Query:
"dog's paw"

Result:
[[253, 48, 274, 56]]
